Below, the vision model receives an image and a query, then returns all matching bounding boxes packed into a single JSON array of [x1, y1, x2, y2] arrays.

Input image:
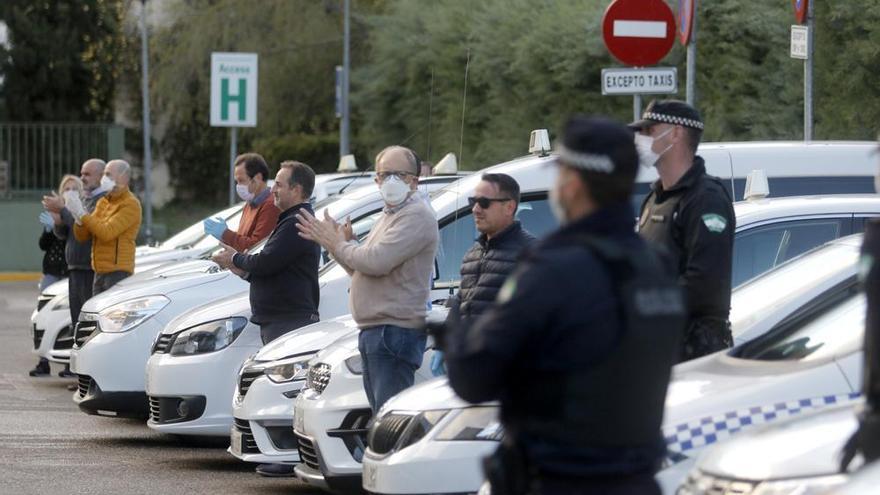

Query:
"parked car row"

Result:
[[26, 136, 880, 494]]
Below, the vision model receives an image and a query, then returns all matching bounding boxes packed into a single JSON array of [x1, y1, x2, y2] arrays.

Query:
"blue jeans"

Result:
[[358, 325, 426, 412]]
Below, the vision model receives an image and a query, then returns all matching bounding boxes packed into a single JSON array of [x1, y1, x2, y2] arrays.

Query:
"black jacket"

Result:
[[39, 230, 68, 277], [233, 203, 320, 324], [638, 157, 735, 321], [446, 202, 670, 477], [457, 221, 535, 323]]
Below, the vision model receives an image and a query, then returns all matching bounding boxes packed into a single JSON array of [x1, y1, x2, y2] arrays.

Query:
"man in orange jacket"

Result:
[[203, 153, 280, 252], [69, 160, 142, 295]]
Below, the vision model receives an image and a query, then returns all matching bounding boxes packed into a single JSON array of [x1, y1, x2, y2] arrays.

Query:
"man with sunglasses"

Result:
[[297, 145, 439, 413], [431, 174, 535, 376], [631, 99, 735, 361]]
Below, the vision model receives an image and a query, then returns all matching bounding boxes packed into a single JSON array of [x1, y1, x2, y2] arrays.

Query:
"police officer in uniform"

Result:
[[631, 100, 735, 361], [443, 116, 685, 495]]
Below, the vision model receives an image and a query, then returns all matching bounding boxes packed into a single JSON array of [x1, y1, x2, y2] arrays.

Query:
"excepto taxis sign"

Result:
[[601, 67, 678, 95]]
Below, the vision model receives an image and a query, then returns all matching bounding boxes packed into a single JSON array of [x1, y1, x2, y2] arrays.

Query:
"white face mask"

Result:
[[100, 175, 116, 192], [236, 183, 254, 201], [379, 175, 411, 206], [634, 128, 674, 169]]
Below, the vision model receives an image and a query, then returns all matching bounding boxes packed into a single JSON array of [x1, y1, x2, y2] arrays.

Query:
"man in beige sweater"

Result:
[[297, 146, 439, 412]]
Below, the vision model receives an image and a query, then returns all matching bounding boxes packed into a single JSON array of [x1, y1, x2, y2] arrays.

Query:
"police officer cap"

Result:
[[629, 99, 704, 131], [555, 115, 638, 175]]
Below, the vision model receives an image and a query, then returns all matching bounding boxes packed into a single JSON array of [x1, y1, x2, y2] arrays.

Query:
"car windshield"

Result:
[[732, 292, 864, 362], [160, 203, 243, 250], [729, 240, 858, 338]]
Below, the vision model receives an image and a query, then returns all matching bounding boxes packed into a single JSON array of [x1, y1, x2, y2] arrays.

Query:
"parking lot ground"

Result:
[[0, 281, 322, 495]]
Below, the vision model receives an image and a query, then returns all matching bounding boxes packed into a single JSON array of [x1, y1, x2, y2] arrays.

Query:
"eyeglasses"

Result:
[[468, 196, 511, 209], [376, 171, 416, 181]]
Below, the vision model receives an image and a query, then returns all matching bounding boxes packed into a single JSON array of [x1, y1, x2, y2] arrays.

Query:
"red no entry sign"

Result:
[[678, 0, 695, 45], [602, 0, 676, 67], [793, 0, 809, 24]]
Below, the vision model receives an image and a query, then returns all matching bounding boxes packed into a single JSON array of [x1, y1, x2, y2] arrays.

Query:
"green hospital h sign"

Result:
[[220, 78, 247, 121], [210, 52, 258, 128]]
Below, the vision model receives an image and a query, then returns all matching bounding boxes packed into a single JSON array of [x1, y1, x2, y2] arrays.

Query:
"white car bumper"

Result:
[[229, 373, 305, 464], [293, 387, 372, 493], [32, 301, 73, 364], [363, 438, 496, 494], [70, 314, 166, 417], [145, 332, 261, 437]]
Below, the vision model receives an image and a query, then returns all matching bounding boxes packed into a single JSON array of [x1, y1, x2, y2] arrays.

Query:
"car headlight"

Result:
[[264, 355, 313, 383], [52, 294, 70, 311], [435, 406, 503, 441], [97, 296, 169, 333], [169, 317, 248, 356], [396, 410, 449, 451], [344, 354, 363, 374], [752, 475, 848, 495]]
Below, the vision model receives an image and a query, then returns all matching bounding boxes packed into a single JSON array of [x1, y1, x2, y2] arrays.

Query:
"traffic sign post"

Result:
[[601, 0, 678, 120], [679, 0, 698, 105], [790, 0, 813, 141], [210, 52, 258, 205]]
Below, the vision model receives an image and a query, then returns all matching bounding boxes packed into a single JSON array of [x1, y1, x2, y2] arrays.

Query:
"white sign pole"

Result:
[[685, 2, 698, 105], [804, 1, 814, 142], [229, 128, 237, 205]]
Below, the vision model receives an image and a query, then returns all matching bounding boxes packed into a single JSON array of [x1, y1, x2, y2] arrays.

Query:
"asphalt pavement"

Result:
[[0, 281, 321, 495]]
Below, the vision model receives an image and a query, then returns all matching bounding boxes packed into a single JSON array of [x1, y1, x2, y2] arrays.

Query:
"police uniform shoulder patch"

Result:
[[701, 213, 728, 233], [497, 277, 517, 303]]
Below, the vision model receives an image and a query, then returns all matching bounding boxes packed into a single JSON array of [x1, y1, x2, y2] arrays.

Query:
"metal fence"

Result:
[[0, 122, 125, 198]]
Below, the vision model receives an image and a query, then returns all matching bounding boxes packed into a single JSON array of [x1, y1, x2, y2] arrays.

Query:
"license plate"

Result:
[[230, 428, 243, 457], [294, 406, 304, 434], [363, 461, 378, 490]]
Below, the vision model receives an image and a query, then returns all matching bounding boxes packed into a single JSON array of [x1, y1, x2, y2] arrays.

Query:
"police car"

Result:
[[676, 400, 860, 495], [359, 234, 866, 495], [832, 459, 880, 495]]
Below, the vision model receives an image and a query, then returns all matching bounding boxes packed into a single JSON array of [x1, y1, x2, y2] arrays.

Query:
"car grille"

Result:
[[53, 325, 74, 350], [677, 471, 757, 495], [33, 324, 44, 349], [305, 363, 331, 394], [148, 396, 161, 423], [367, 413, 414, 455], [152, 333, 175, 354], [73, 320, 98, 349], [36, 295, 53, 312], [77, 374, 93, 398], [238, 369, 263, 397], [234, 418, 260, 454], [295, 432, 320, 470]]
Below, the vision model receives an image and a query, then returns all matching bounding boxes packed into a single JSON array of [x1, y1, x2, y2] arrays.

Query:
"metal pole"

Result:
[[229, 127, 237, 205], [633, 94, 642, 122], [804, 0, 814, 142], [139, 0, 153, 243], [686, 1, 698, 105], [340, 0, 351, 156]]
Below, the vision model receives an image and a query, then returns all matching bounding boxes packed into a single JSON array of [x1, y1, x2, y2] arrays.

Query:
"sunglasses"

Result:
[[468, 196, 511, 209], [376, 171, 417, 181]]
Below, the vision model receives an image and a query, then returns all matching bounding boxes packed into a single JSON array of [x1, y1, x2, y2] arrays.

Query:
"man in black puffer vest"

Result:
[[433, 173, 535, 375]]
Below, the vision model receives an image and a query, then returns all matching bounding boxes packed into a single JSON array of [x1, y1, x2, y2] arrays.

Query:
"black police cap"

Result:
[[629, 99, 704, 131], [554, 115, 637, 174]]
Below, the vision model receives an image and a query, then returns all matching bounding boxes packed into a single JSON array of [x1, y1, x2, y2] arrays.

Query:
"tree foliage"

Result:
[[0, 0, 127, 121]]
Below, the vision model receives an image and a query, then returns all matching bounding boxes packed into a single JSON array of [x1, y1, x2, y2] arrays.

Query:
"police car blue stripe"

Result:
[[663, 392, 862, 464]]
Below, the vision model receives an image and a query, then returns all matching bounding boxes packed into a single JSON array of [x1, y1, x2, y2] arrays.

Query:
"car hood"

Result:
[[664, 353, 847, 426], [161, 290, 251, 334], [381, 376, 476, 412], [255, 315, 360, 363], [41, 278, 69, 298], [80, 270, 231, 314], [135, 246, 207, 266], [119, 259, 219, 286], [698, 401, 861, 480], [311, 330, 361, 366]]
